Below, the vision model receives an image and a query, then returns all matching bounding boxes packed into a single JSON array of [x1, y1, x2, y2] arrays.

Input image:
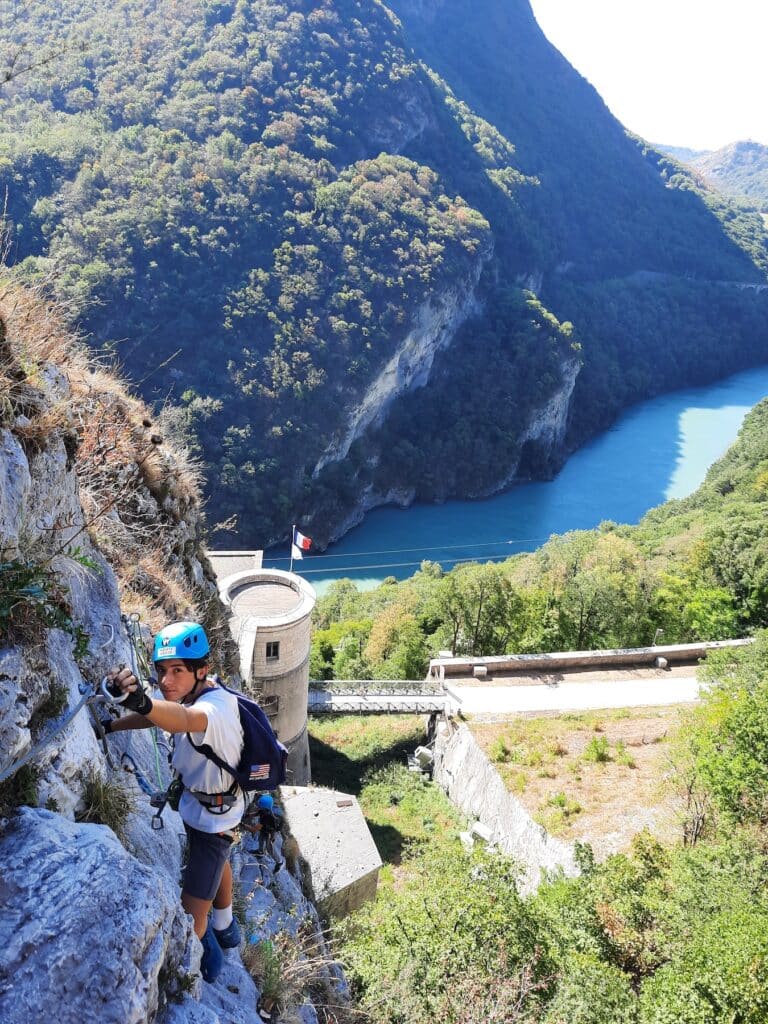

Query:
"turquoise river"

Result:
[[266, 365, 768, 595]]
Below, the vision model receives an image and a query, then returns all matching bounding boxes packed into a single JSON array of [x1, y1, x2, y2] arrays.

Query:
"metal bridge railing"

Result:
[[307, 690, 449, 715], [308, 680, 444, 696]]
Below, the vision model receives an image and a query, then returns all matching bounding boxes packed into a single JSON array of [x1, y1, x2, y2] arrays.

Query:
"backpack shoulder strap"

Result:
[[186, 683, 241, 783]]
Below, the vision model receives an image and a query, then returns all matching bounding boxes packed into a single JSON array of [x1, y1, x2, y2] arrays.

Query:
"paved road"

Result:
[[308, 676, 701, 716], [446, 676, 700, 715]]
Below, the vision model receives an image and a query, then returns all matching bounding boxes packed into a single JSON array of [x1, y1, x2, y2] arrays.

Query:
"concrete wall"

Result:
[[322, 868, 380, 920], [433, 719, 578, 893], [281, 785, 382, 919], [429, 638, 753, 679]]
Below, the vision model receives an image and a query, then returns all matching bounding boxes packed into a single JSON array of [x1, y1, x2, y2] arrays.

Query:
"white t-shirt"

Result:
[[172, 685, 245, 833]]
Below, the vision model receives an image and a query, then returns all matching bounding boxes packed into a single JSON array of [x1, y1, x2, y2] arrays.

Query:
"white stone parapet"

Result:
[[429, 638, 753, 678]]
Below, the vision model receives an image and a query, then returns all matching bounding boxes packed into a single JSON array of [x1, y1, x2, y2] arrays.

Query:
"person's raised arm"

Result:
[[105, 712, 153, 733], [106, 667, 208, 734]]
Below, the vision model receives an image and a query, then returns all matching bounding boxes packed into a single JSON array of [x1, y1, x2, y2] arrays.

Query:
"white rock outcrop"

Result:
[[0, 429, 32, 557], [473, 351, 581, 497], [0, 808, 198, 1024], [314, 277, 485, 476], [326, 484, 416, 545]]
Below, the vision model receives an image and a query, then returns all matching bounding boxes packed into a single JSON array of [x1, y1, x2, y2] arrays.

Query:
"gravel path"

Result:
[[447, 675, 700, 714]]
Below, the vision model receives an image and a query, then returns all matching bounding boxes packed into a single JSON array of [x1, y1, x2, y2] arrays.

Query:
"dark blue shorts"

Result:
[[183, 824, 234, 901]]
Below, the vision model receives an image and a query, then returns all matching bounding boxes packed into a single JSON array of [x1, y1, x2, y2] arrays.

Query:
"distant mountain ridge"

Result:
[[2, 0, 768, 545], [658, 139, 768, 210]]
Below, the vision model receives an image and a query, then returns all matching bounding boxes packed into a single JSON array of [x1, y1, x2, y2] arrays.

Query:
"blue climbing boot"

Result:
[[213, 916, 241, 949], [200, 922, 224, 983]]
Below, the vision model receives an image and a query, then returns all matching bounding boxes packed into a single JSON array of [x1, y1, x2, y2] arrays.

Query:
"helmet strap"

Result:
[[183, 668, 211, 705]]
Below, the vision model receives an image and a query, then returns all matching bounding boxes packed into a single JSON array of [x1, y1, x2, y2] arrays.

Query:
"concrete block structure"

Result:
[[281, 786, 382, 918], [208, 552, 316, 785]]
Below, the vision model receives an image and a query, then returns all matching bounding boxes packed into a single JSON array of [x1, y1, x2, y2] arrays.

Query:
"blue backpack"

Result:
[[189, 681, 288, 792]]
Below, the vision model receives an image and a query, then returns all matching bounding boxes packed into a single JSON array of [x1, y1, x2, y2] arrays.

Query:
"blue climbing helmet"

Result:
[[152, 621, 210, 663], [257, 794, 274, 811]]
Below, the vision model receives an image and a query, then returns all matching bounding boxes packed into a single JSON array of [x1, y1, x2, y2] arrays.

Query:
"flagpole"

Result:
[[290, 523, 296, 573]]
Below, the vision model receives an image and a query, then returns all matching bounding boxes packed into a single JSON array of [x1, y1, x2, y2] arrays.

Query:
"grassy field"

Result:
[[470, 705, 685, 858], [308, 707, 685, 868], [308, 715, 465, 878]]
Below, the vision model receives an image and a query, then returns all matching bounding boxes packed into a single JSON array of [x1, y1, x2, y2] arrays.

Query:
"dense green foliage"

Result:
[[323, 653, 768, 1022], [2, 0, 768, 543], [686, 635, 768, 825]]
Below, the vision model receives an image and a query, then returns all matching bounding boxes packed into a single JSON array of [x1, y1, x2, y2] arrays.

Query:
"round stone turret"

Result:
[[217, 565, 316, 785]]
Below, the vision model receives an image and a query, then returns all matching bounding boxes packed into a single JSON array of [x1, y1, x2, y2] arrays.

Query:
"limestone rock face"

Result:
[[0, 429, 31, 557], [0, 808, 198, 1024], [326, 484, 417, 546], [472, 350, 581, 497], [364, 80, 435, 156], [313, 273, 487, 477]]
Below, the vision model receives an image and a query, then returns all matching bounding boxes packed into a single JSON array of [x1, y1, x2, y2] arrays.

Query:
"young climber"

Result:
[[243, 793, 283, 868], [105, 620, 244, 983], [257, 793, 283, 858]]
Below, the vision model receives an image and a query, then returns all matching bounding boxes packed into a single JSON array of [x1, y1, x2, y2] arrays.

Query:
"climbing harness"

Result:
[[188, 781, 240, 814]]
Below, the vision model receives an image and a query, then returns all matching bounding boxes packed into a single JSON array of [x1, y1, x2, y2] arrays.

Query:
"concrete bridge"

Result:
[[307, 639, 751, 717]]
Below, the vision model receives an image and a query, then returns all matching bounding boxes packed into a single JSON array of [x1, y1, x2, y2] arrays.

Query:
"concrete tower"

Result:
[[213, 557, 316, 785]]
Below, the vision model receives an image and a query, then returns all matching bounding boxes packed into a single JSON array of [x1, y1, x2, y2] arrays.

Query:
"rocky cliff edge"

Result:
[[0, 282, 345, 1023]]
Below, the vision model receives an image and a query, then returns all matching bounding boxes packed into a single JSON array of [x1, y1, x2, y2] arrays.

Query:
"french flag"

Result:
[[292, 527, 312, 560]]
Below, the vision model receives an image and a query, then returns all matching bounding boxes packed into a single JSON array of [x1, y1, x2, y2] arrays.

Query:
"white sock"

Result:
[[211, 905, 233, 931]]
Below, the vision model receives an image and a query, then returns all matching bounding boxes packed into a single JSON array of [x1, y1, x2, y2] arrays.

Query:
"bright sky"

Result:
[[529, 0, 768, 152]]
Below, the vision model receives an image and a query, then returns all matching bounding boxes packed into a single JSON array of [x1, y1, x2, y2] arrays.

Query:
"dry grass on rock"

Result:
[[0, 276, 233, 665]]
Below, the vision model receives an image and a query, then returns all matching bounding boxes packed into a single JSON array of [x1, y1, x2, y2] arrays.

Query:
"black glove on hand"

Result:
[[122, 685, 154, 716]]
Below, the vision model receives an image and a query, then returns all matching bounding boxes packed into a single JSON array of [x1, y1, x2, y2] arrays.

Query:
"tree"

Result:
[[537, 532, 655, 650], [684, 632, 768, 825], [650, 571, 740, 643], [0, 1, 83, 88], [430, 562, 523, 657]]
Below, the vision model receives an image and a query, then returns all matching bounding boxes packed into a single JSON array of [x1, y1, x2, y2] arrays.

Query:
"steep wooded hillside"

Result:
[[689, 140, 768, 210], [2, 0, 768, 545]]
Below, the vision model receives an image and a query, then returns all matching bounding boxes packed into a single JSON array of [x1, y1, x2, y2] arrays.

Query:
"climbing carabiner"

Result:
[[100, 675, 130, 704]]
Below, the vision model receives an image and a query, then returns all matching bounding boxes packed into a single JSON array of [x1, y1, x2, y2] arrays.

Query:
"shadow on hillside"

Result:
[[366, 821, 407, 866], [308, 723, 427, 865], [308, 726, 424, 796]]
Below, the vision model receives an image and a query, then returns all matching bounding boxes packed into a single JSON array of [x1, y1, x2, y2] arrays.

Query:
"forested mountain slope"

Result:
[[2, 0, 768, 545], [690, 140, 768, 210]]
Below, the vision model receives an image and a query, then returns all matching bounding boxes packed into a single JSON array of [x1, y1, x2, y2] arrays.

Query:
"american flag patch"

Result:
[[249, 764, 271, 780]]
